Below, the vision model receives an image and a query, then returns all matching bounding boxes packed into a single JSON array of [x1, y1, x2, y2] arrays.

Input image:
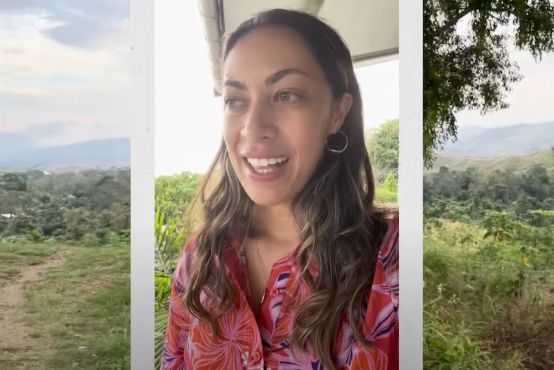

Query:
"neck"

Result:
[[250, 204, 300, 246]]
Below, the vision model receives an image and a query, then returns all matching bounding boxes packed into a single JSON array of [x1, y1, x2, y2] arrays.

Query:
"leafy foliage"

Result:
[[0, 169, 130, 243], [154, 172, 202, 368], [155, 209, 186, 275], [424, 0, 554, 166], [155, 172, 201, 223], [366, 119, 399, 183], [424, 164, 553, 219], [425, 160, 554, 368]]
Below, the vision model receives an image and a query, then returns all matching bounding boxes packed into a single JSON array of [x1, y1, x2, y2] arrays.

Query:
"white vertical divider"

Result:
[[399, 0, 423, 368], [130, 1, 154, 369]]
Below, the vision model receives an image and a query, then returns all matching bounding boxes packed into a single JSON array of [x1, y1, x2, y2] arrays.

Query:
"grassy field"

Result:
[[0, 241, 130, 369], [424, 219, 554, 370], [0, 243, 60, 285]]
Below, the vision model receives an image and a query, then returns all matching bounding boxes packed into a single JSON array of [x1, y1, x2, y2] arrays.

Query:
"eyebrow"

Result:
[[223, 68, 310, 91], [266, 68, 310, 85]]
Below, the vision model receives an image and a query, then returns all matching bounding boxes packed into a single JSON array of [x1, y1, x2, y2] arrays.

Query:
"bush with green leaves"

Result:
[[424, 218, 553, 369]]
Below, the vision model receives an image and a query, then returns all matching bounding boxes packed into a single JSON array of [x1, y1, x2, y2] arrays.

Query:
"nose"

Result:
[[241, 98, 276, 141]]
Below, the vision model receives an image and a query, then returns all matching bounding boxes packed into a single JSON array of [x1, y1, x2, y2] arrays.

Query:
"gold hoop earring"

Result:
[[326, 130, 349, 154]]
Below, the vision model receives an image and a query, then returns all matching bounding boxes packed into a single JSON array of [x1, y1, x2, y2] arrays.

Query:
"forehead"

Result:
[[223, 26, 326, 82]]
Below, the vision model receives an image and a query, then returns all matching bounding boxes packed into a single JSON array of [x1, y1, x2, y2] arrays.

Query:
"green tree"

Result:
[[522, 165, 551, 201], [424, 0, 554, 166], [64, 208, 89, 241], [365, 119, 399, 183], [483, 210, 514, 242], [155, 172, 201, 223], [1, 173, 28, 191]]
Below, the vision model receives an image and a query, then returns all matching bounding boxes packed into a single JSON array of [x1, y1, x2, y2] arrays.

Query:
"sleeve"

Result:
[[160, 241, 195, 370]]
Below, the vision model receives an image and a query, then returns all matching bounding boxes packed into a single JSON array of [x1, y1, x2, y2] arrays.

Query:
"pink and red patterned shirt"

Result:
[[161, 218, 399, 370]]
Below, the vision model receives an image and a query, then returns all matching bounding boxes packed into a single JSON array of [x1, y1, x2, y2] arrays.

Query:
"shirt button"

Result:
[[252, 350, 262, 361]]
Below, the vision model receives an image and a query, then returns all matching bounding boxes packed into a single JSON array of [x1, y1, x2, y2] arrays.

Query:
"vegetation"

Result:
[[424, 158, 554, 369], [424, 0, 554, 166], [0, 242, 59, 285], [0, 241, 130, 369], [0, 169, 130, 244], [424, 164, 553, 220], [366, 119, 399, 184], [0, 169, 130, 369], [433, 147, 554, 175]]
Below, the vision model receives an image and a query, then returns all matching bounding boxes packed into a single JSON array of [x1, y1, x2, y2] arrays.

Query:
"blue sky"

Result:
[[0, 0, 130, 147]]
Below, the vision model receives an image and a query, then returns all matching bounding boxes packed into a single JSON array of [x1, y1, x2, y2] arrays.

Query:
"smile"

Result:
[[244, 156, 289, 174]]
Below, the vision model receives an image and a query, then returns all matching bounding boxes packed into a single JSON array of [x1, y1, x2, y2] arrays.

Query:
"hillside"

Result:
[[433, 147, 554, 173]]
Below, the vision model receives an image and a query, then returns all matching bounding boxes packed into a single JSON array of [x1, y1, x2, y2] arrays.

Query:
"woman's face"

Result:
[[222, 26, 351, 208]]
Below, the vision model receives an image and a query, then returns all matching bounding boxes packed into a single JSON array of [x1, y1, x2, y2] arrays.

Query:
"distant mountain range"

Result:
[[442, 121, 554, 156], [432, 121, 554, 173], [0, 136, 130, 171]]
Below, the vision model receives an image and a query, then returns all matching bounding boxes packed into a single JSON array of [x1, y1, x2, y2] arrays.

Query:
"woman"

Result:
[[161, 9, 398, 370]]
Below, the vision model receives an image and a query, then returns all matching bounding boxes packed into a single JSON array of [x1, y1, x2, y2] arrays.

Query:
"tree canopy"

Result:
[[0, 169, 130, 243], [424, 0, 554, 166], [365, 119, 399, 183]]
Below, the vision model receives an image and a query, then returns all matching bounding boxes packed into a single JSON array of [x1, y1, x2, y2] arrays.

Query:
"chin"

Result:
[[244, 189, 291, 208]]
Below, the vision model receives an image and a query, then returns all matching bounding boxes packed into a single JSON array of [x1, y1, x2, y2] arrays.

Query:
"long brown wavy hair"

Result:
[[183, 9, 389, 370]]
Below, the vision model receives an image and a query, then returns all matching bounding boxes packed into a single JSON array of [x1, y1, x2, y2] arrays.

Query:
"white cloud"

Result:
[[0, 10, 131, 144], [0, 12, 129, 95]]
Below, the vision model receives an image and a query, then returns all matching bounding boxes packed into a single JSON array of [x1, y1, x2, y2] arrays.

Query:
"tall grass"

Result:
[[424, 219, 554, 369]]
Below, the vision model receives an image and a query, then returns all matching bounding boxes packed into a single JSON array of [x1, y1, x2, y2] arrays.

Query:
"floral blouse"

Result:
[[161, 218, 399, 370]]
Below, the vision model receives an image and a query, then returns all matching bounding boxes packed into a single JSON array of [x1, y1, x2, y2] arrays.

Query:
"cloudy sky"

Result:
[[0, 0, 131, 147], [456, 51, 554, 128], [455, 19, 554, 128], [155, 1, 399, 176]]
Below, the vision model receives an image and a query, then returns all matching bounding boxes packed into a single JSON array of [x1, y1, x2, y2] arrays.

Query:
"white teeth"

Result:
[[246, 156, 288, 168]]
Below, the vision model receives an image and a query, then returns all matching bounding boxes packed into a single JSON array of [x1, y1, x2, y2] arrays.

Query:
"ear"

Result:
[[329, 93, 353, 134]]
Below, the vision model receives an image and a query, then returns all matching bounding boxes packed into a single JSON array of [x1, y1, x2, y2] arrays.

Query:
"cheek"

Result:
[[286, 114, 329, 173], [222, 118, 238, 154], [293, 106, 330, 144]]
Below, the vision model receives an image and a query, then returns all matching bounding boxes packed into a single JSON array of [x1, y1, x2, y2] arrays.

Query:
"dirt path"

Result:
[[0, 250, 68, 369]]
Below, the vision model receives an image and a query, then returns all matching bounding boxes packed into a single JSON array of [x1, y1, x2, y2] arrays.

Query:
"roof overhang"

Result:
[[198, 0, 399, 95]]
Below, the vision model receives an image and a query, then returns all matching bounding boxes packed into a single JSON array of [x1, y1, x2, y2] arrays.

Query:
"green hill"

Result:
[[432, 147, 554, 174]]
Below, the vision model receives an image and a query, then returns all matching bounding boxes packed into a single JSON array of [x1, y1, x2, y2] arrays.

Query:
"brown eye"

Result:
[[223, 97, 246, 112], [274, 91, 301, 103]]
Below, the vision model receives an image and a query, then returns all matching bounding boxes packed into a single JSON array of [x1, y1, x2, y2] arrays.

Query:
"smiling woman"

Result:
[[160, 9, 399, 370]]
